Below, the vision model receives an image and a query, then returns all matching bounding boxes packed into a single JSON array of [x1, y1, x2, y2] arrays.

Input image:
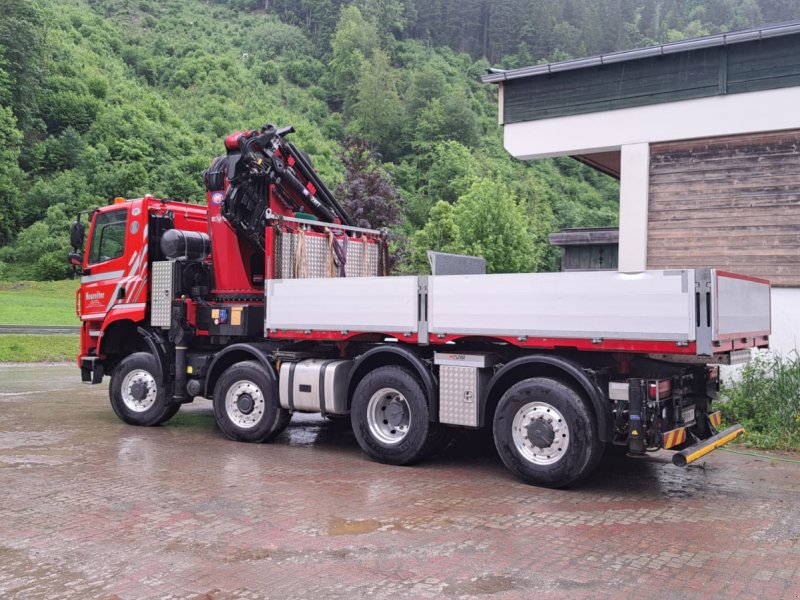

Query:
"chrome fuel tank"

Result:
[[279, 359, 353, 414]]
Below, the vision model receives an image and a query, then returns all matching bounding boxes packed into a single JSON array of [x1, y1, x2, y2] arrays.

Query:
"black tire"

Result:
[[493, 377, 602, 488], [109, 352, 178, 426], [213, 361, 289, 442], [350, 365, 446, 466]]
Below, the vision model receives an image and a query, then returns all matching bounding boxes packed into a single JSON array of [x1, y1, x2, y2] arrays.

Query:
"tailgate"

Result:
[[697, 269, 771, 355]]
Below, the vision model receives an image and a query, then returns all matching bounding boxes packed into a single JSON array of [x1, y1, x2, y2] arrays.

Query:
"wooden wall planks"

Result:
[[647, 130, 800, 286]]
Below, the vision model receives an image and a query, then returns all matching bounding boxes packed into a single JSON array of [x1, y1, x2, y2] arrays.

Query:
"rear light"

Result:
[[706, 366, 719, 382], [648, 379, 672, 399]]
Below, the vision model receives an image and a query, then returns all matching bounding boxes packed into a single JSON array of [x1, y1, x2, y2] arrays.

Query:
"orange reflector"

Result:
[[114, 197, 126, 204], [662, 427, 687, 449], [709, 411, 722, 427]]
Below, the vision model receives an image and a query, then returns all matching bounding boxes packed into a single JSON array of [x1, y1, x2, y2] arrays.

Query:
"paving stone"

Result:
[[1, 364, 799, 599]]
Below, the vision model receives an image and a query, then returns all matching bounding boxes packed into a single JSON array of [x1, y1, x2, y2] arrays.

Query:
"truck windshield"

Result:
[[88, 209, 127, 265]]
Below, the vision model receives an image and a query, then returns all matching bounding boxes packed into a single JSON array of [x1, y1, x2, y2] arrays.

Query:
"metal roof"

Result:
[[482, 20, 800, 84], [548, 227, 619, 247]]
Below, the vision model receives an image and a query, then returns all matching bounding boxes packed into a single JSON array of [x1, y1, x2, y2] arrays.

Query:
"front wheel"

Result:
[[350, 365, 446, 465], [109, 352, 178, 426], [493, 377, 602, 488], [213, 361, 289, 442]]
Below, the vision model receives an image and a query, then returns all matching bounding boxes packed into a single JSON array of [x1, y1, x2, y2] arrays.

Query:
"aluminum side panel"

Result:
[[266, 276, 419, 333], [427, 271, 695, 341], [713, 272, 771, 338]]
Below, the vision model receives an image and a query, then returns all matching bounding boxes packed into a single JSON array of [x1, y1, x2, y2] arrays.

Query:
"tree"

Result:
[[409, 200, 460, 272], [0, 106, 23, 246], [349, 48, 404, 159], [333, 138, 404, 230], [406, 140, 478, 227], [0, 0, 46, 129], [412, 87, 480, 151], [409, 178, 540, 274], [452, 178, 537, 273], [330, 6, 379, 107], [354, 0, 409, 38]]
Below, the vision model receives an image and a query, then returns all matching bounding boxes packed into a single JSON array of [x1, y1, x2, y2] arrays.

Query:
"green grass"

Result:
[[720, 351, 800, 451], [0, 335, 78, 362], [0, 280, 79, 325]]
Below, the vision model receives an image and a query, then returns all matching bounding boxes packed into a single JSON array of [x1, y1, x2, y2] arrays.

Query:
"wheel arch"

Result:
[[347, 346, 437, 421], [483, 355, 611, 442], [97, 320, 160, 378], [99, 319, 147, 357], [204, 343, 277, 399]]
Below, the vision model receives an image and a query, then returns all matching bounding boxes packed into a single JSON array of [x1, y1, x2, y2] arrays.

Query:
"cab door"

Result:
[[80, 207, 131, 321]]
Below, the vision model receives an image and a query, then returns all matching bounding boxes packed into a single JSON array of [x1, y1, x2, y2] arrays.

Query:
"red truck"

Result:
[[69, 124, 771, 487]]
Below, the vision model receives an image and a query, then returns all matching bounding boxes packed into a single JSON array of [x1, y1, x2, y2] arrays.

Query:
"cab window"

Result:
[[89, 209, 127, 265]]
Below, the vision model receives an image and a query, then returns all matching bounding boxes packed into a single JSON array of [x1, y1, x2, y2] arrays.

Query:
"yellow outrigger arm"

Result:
[[672, 424, 745, 467]]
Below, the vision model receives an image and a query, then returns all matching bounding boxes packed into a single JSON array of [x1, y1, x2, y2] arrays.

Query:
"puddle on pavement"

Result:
[[443, 574, 518, 596], [328, 517, 382, 536], [0, 430, 67, 450]]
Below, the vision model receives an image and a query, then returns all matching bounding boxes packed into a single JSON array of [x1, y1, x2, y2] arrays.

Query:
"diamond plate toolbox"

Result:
[[434, 353, 497, 427], [151, 261, 177, 327]]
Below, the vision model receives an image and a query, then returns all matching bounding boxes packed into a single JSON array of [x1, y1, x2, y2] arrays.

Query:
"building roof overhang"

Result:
[[481, 21, 800, 84]]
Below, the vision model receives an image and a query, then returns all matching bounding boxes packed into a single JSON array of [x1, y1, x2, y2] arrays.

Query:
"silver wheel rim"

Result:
[[366, 387, 410, 445], [121, 369, 158, 413], [511, 401, 570, 465], [225, 380, 265, 429]]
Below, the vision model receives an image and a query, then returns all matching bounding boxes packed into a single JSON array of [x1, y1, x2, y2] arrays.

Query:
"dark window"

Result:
[[89, 209, 127, 265]]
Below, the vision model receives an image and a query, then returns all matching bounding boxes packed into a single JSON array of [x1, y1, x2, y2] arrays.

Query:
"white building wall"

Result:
[[770, 288, 800, 355], [618, 144, 649, 272]]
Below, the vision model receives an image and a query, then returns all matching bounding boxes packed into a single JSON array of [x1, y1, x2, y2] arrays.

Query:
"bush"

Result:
[[256, 60, 280, 85], [32, 251, 71, 281], [720, 351, 800, 450], [282, 57, 325, 87]]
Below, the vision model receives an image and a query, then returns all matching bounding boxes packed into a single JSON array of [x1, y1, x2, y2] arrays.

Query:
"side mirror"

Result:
[[68, 252, 83, 267], [70, 220, 85, 250]]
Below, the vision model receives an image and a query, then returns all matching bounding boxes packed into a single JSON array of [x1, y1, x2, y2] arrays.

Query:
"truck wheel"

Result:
[[109, 352, 178, 426], [213, 361, 289, 443], [350, 365, 445, 466], [493, 377, 602, 488]]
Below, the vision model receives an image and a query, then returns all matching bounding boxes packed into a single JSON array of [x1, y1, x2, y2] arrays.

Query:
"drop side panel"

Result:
[[427, 270, 696, 341], [265, 276, 419, 333], [713, 271, 771, 339]]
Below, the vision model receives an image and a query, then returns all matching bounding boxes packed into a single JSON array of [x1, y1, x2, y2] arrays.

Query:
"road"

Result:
[[0, 364, 798, 599], [0, 325, 79, 335]]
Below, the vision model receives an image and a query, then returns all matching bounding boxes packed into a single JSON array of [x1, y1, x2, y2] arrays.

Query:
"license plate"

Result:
[[682, 407, 695, 423]]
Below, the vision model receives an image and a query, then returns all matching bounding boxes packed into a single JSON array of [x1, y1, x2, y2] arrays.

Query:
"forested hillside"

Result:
[[0, 0, 796, 278]]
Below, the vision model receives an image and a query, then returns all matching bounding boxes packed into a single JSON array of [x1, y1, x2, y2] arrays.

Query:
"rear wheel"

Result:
[[351, 365, 446, 465], [213, 361, 289, 442], [493, 377, 602, 488], [109, 352, 178, 426]]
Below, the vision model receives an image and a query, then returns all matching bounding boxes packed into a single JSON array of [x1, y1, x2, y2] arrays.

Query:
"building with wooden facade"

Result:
[[483, 22, 800, 354]]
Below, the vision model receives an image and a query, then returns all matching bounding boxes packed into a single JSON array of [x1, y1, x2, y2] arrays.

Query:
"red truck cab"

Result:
[[74, 196, 207, 383]]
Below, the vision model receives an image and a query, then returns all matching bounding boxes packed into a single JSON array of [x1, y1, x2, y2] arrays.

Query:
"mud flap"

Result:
[[80, 356, 104, 384]]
